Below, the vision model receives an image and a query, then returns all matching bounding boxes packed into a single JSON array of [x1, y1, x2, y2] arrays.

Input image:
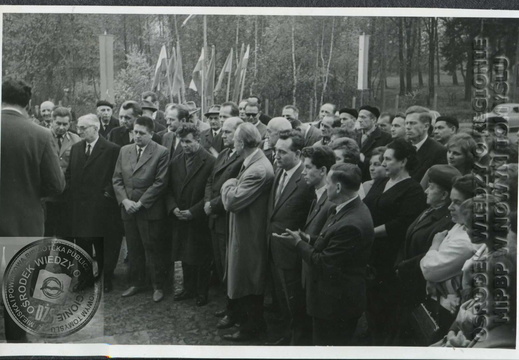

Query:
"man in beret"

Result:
[[394, 164, 461, 345], [339, 108, 358, 132], [200, 105, 224, 157], [355, 105, 392, 181], [433, 116, 459, 145], [142, 100, 166, 133], [96, 100, 120, 138]]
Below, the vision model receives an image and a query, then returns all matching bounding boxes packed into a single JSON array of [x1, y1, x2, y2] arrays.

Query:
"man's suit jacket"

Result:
[[161, 131, 184, 159], [255, 121, 268, 139], [54, 131, 81, 173], [304, 125, 323, 148], [112, 140, 169, 221], [268, 163, 314, 270], [204, 147, 244, 233], [67, 136, 122, 237], [98, 116, 120, 139], [356, 126, 392, 181], [200, 128, 224, 155], [411, 137, 447, 182], [296, 197, 374, 320], [395, 204, 453, 306], [107, 126, 162, 147], [167, 147, 216, 264], [0, 109, 65, 236]]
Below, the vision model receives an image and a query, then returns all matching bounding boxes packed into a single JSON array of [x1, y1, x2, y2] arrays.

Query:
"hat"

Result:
[[183, 101, 200, 115], [339, 108, 358, 118], [96, 100, 113, 109], [359, 105, 380, 119], [436, 116, 459, 130], [428, 164, 462, 192], [141, 100, 157, 112], [204, 105, 221, 117]]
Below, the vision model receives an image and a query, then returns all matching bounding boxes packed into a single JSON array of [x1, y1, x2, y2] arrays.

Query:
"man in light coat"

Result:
[[221, 122, 274, 342]]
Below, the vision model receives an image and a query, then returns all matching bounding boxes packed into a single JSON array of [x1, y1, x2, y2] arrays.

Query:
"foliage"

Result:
[[114, 50, 154, 106]]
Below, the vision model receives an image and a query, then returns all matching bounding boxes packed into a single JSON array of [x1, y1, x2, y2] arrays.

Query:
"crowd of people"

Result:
[[0, 77, 517, 347]]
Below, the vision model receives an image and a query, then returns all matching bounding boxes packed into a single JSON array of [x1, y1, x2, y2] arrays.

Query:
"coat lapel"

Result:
[[272, 163, 304, 213], [305, 191, 327, 227], [84, 137, 105, 167], [181, 149, 205, 192]]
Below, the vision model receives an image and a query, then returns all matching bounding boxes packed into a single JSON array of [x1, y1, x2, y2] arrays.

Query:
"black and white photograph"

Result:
[[0, 4, 517, 358]]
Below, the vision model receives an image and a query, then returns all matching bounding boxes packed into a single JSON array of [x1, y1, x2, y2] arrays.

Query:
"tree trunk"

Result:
[[464, 44, 473, 101], [291, 19, 297, 105], [405, 18, 414, 93], [321, 18, 335, 106], [250, 15, 259, 96], [313, 39, 319, 119], [436, 21, 441, 86], [415, 21, 424, 88], [452, 69, 458, 85], [398, 18, 406, 95], [380, 18, 387, 109], [427, 18, 436, 106]]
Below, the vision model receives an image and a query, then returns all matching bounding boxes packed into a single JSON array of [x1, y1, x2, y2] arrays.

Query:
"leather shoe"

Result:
[[121, 286, 140, 297], [153, 290, 164, 303], [216, 315, 236, 329], [214, 309, 226, 318], [173, 290, 194, 301], [265, 336, 290, 346], [196, 295, 208, 307], [223, 330, 254, 342]]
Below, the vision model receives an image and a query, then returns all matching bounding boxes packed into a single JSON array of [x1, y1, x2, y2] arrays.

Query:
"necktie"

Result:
[[361, 132, 368, 146], [57, 135, 63, 151], [226, 150, 235, 163], [185, 154, 194, 172], [308, 198, 317, 216], [137, 147, 143, 163], [85, 144, 91, 158], [275, 171, 287, 206]]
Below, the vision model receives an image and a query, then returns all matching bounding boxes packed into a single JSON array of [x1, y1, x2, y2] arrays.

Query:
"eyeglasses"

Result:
[[246, 113, 258, 118]]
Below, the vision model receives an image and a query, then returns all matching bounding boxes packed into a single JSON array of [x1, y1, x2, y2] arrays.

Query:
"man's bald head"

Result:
[[40, 101, 55, 123], [267, 117, 292, 148]]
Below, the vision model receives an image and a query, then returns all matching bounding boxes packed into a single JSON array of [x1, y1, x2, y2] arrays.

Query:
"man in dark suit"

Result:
[[0, 79, 65, 237], [161, 104, 187, 159], [167, 124, 216, 306], [356, 105, 392, 181], [244, 99, 267, 139], [67, 113, 122, 292], [405, 106, 448, 182], [267, 130, 314, 345], [282, 105, 322, 147], [44, 106, 81, 237], [96, 100, 119, 138], [112, 116, 169, 303], [204, 117, 245, 328], [200, 105, 224, 157], [275, 163, 374, 345], [108, 101, 161, 146], [1, 79, 65, 342]]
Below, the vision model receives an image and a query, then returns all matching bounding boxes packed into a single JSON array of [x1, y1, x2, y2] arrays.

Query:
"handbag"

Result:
[[409, 297, 442, 346]]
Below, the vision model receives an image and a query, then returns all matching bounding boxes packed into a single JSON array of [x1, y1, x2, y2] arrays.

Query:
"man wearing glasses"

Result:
[[244, 99, 267, 140], [113, 116, 169, 303]]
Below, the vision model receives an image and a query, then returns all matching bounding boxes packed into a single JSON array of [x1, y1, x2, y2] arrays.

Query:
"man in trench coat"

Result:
[[221, 122, 274, 342]]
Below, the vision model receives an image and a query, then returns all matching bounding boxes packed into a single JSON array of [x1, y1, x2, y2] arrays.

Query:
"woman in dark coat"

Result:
[[363, 138, 427, 345]]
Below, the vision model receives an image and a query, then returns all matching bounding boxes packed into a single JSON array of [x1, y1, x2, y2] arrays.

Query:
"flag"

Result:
[[190, 48, 204, 93], [238, 45, 250, 101], [214, 48, 233, 94], [152, 45, 168, 92], [171, 42, 185, 99], [205, 46, 216, 106], [166, 46, 177, 98], [181, 14, 196, 27], [232, 44, 245, 102]]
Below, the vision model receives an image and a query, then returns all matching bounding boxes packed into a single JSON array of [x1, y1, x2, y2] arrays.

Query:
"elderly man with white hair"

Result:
[[67, 113, 122, 292], [264, 117, 292, 165]]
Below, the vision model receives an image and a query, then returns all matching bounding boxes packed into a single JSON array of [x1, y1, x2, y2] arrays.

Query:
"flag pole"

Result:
[[202, 15, 208, 114], [226, 48, 233, 102]]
